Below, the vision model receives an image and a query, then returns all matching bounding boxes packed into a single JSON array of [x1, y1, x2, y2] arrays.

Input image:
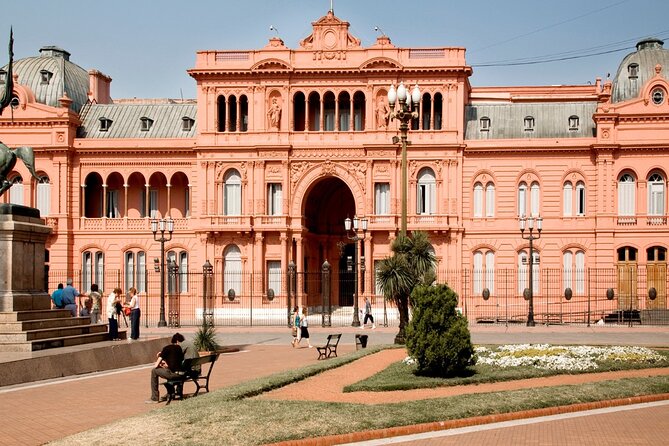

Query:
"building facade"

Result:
[[1, 10, 667, 325]]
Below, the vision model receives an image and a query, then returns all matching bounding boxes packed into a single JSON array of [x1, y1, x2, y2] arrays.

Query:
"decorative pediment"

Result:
[[299, 10, 361, 51], [360, 57, 402, 71], [251, 59, 293, 72]]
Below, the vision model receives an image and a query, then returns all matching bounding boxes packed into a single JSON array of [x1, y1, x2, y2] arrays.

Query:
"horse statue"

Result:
[[0, 143, 38, 197]]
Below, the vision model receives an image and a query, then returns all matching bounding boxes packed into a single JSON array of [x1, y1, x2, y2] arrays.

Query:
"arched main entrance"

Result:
[[299, 176, 356, 307]]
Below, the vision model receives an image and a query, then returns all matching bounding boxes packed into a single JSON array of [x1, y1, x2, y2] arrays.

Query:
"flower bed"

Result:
[[474, 344, 667, 371]]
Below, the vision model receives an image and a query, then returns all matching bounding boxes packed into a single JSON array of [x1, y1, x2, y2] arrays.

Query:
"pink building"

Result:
[[1, 10, 667, 325]]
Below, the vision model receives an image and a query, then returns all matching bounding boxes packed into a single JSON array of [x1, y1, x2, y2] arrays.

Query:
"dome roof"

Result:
[[611, 38, 669, 103], [0, 46, 89, 112]]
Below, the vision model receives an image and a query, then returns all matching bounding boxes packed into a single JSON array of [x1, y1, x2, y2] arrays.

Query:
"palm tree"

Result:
[[376, 231, 436, 344]]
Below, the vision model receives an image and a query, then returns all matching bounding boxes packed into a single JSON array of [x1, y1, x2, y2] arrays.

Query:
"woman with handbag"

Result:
[[294, 307, 312, 348], [107, 287, 122, 341], [125, 287, 141, 341]]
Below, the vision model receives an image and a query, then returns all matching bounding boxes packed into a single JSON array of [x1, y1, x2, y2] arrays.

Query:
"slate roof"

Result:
[[612, 38, 669, 104], [464, 102, 597, 140], [77, 103, 197, 138]]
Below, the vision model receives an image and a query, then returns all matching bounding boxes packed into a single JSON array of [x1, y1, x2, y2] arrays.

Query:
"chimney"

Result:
[[88, 70, 112, 104]]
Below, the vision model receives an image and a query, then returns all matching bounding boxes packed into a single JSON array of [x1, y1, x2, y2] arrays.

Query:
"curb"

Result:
[[266, 392, 669, 446]]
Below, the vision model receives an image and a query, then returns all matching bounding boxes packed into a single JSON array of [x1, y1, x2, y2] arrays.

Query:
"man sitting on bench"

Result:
[[146, 333, 185, 404]]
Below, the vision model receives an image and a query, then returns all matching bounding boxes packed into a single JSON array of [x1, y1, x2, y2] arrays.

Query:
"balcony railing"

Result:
[[617, 214, 667, 226], [80, 217, 189, 231]]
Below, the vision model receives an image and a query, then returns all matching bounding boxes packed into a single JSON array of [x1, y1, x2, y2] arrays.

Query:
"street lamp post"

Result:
[[345, 216, 368, 327], [519, 214, 542, 327], [151, 217, 174, 327], [387, 82, 420, 237]]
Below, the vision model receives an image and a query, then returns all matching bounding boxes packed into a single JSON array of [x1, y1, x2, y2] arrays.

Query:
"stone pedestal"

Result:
[[0, 204, 52, 312]]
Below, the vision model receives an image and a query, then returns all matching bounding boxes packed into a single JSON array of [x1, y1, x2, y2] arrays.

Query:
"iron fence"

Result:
[[47, 265, 669, 327]]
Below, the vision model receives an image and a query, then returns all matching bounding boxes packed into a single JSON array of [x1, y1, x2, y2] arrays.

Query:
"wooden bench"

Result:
[[163, 353, 219, 405], [316, 334, 341, 360]]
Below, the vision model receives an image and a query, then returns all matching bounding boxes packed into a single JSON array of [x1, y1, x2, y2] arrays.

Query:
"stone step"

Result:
[[0, 330, 128, 352], [0, 309, 73, 322], [0, 324, 108, 342], [0, 317, 92, 332]]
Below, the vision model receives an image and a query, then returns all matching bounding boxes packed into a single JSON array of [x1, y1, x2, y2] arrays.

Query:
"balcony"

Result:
[[616, 214, 668, 227], [207, 215, 253, 232], [254, 215, 288, 230], [79, 217, 189, 231]]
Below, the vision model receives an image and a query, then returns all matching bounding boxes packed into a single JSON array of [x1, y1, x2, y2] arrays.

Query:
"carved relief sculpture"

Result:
[[376, 95, 390, 129]]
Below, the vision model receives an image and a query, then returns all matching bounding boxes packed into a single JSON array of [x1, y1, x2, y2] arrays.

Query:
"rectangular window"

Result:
[[473, 252, 483, 295], [149, 189, 158, 218], [136, 252, 146, 293], [485, 251, 495, 293], [473, 184, 483, 218], [107, 189, 119, 218], [9, 182, 23, 205], [82, 252, 92, 293], [179, 252, 188, 293], [124, 252, 134, 292], [267, 183, 282, 215], [576, 184, 586, 216], [563, 183, 573, 217], [374, 183, 390, 215], [267, 260, 281, 296], [94, 252, 104, 291], [485, 184, 495, 218], [225, 183, 241, 215]]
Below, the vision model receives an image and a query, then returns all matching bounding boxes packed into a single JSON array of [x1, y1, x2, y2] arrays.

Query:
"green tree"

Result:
[[406, 283, 475, 377], [376, 231, 435, 344]]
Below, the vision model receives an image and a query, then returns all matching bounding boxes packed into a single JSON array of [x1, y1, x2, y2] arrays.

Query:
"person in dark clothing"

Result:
[[146, 333, 185, 403]]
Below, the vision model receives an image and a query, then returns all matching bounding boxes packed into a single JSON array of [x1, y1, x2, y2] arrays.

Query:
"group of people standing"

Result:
[[51, 281, 141, 342]]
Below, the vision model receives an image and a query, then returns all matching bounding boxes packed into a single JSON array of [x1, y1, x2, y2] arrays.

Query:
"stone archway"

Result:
[[299, 176, 357, 307]]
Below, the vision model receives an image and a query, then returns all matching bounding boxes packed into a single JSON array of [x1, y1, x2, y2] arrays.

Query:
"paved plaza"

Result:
[[0, 325, 667, 445]]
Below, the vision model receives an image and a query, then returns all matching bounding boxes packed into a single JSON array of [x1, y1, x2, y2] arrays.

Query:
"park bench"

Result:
[[316, 333, 341, 360], [163, 353, 219, 405]]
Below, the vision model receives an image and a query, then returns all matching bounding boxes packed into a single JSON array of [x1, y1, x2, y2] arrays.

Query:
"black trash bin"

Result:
[[355, 334, 368, 350]]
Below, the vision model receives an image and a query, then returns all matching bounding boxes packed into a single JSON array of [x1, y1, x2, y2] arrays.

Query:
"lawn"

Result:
[[51, 344, 669, 446], [345, 344, 669, 392]]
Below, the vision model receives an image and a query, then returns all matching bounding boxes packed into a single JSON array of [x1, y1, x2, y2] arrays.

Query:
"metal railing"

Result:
[[47, 265, 668, 327]]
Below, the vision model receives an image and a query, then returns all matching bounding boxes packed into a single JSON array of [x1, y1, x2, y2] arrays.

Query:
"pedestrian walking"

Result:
[[362, 297, 376, 329], [295, 307, 312, 348], [290, 306, 300, 347]]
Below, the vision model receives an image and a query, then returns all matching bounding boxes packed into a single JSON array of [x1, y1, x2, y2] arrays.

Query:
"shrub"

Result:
[[406, 283, 476, 377]]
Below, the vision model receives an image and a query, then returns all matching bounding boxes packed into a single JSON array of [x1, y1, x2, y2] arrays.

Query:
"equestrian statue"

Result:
[[0, 28, 39, 198]]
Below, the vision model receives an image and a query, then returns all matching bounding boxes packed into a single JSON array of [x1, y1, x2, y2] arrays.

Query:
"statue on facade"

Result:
[[0, 144, 38, 196], [267, 97, 281, 129], [376, 96, 390, 129]]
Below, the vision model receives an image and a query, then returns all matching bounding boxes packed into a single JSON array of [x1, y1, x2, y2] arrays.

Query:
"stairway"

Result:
[[0, 309, 126, 352]]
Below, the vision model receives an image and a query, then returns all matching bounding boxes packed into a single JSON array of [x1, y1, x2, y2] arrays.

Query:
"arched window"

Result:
[[563, 181, 573, 216], [308, 92, 320, 131], [530, 182, 540, 216], [228, 95, 238, 132], [421, 93, 432, 130], [576, 181, 586, 216], [433, 93, 443, 130], [485, 182, 495, 217], [518, 249, 539, 294], [217, 95, 226, 132], [224, 245, 242, 298], [473, 250, 495, 295], [417, 168, 436, 215], [224, 170, 242, 215], [353, 91, 365, 131], [618, 173, 636, 216], [36, 175, 50, 216], [293, 92, 306, 131], [473, 182, 483, 218], [167, 250, 188, 293], [518, 182, 527, 217], [323, 92, 336, 131], [240, 95, 248, 132], [338, 91, 351, 131], [648, 173, 665, 217], [9, 175, 23, 205], [81, 251, 106, 293]]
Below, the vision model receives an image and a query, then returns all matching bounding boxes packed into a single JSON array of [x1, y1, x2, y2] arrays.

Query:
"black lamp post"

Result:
[[387, 82, 420, 237], [202, 260, 213, 328], [151, 217, 174, 327], [519, 214, 542, 327], [345, 216, 368, 327]]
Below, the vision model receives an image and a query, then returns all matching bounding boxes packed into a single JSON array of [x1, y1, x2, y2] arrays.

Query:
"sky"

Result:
[[2, 0, 669, 99]]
